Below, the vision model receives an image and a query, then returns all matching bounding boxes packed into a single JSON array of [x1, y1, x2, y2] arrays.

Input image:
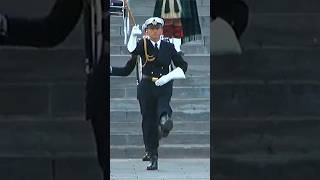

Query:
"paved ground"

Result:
[[110, 158, 210, 180]]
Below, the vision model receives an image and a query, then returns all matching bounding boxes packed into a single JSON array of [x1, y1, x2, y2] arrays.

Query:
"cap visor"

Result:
[[147, 24, 162, 29]]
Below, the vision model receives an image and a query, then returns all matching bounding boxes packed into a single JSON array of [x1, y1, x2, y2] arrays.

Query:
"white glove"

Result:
[[127, 25, 142, 52], [155, 67, 185, 86], [131, 25, 142, 36], [155, 74, 170, 86]]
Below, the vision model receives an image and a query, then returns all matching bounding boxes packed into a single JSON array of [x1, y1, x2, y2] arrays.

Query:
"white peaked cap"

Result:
[[144, 17, 164, 27]]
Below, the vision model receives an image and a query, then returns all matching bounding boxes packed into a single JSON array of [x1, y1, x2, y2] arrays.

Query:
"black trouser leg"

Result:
[[147, 111, 159, 156], [139, 95, 159, 156], [155, 91, 173, 138], [156, 93, 173, 120]]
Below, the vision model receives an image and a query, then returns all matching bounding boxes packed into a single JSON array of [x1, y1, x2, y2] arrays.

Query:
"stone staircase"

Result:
[[213, 0, 320, 179], [110, 0, 210, 158], [0, 0, 102, 179]]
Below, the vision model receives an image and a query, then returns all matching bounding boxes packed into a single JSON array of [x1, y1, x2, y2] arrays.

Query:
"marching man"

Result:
[[110, 17, 188, 170]]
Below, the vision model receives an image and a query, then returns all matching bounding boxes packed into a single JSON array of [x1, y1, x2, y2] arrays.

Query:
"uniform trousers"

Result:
[[137, 79, 173, 156]]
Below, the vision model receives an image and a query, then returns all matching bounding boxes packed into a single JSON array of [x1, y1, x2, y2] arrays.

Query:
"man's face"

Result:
[[147, 26, 163, 41]]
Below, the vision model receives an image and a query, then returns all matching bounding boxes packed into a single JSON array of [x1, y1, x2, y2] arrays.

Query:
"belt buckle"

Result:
[[151, 77, 158, 82], [142, 74, 159, 82]]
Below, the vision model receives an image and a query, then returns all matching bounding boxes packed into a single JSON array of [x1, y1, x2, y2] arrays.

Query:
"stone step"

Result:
[[110, 15, 210, 25], [0, 157, 102, 180], [241, 13, 320, 48], [110, 99, 210, 112], [110, 132, 209, 146], [0, 121, 97, 156], [2, 20, 84, 49], [213, 81, 320, 117], [111, 121, 209, 134], [110, 24, 210, 37], [0, 115, 86, 122], [111, 54, 210, 65], [0, 49, 86, 82], [110, 43, 210, 54], [111, 86, 209, 99], [110, 110, 209, 122], [110, 35, 209, 46], [123, 0, 209, 8], [110, 16, 210, 36], [110, 65, 209, 78], [0, 49, 208, 82], [111, 144, 209, 158], [243, 0, 320, 13], [0, 83, 85, 116], [118, 0, 209, 16], [214, 154, 320, 180], [130, 0, 209, 6], [111, 54, 210, 77], [213, 117, 320, 154], [214, 49, 320, 80], [110, 75, 210, 88], [111, 54, 210, 76]]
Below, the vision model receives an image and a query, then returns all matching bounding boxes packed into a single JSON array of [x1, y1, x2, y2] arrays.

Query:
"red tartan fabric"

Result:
[[163, 23, 184, 38]]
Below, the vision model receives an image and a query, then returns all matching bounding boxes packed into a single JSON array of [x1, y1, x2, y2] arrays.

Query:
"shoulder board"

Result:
[[162, 37, 170, 42]]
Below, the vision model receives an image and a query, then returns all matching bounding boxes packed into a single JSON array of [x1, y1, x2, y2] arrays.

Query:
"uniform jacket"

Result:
[[111, 38, 188, 82]]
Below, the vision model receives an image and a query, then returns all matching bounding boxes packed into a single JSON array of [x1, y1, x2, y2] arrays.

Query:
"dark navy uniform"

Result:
[[111, 37, 187, 158]]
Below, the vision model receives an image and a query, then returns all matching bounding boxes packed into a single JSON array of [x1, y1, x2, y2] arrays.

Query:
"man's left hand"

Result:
[[155, 75, 170, 86], [155, 67, 185, 86]]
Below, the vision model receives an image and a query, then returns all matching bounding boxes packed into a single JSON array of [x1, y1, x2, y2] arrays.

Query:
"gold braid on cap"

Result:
[[142, 37, 156, 67]]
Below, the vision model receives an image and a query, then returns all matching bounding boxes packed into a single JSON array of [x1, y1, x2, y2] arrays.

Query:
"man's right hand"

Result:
[[131, 25, 142, 36], [127, 24, 141, 52]]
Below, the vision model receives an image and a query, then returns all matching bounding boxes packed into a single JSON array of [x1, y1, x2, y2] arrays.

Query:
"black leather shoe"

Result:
[[162, 129, 170, 137], [178, 51, 184, 56], [160, 115, 173, 136], [142, 152, 151, 161], [147, 156, 158, 170]]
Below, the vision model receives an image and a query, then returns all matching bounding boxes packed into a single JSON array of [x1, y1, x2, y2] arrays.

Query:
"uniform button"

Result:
[[161, 67, 164, 69], [160, 73, 162, 76], [151, 72, 154, 74]]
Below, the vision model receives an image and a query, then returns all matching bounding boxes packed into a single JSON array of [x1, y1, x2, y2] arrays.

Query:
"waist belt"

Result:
[[142, 74, 159, 82]]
